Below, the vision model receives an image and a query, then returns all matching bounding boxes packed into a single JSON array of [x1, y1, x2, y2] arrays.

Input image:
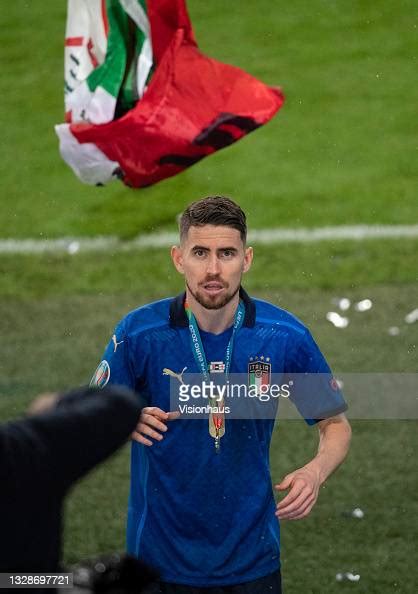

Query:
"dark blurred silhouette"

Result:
[[0, 385, 146, 577]]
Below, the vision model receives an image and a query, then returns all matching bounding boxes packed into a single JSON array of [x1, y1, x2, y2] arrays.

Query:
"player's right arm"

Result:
[[90, 318, 136, 390], [92, 318, 178, 446]]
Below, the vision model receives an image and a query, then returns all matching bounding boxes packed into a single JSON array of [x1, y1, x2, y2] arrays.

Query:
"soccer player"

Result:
[[92, 196, 351, 593]]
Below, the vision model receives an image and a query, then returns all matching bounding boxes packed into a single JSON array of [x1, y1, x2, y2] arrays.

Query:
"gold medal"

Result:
[[209, 399, 225, 453], [185, 300, 245, 455]]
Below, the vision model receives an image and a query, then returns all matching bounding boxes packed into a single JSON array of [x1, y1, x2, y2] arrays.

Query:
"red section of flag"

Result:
[[87, 39, 99, 68], [101, 0, 109, 37], [65, 37, 84, 47], [68, 0, 284, 188], [147, 0, 196, 64]]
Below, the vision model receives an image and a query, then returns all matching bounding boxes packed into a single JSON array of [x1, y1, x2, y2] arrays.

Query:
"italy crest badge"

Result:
[[248, 358, 271, 395]]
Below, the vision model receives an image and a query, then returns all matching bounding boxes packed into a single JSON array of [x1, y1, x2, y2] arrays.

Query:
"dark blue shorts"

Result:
[[149, 570, 282, 594]]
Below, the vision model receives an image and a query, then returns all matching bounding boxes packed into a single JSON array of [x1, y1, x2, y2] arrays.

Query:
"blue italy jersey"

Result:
[[93, 288, 347, 586]]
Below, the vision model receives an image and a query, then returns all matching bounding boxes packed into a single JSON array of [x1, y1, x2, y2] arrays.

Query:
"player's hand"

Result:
[[132, 406, 179, 446], [274, 464, 321, 520]]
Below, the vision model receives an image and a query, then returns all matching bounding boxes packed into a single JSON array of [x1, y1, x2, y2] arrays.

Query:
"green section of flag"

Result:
[[87, 0, 153, 115]]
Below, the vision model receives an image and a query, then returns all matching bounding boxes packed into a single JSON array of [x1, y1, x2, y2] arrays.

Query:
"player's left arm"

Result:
[[275, 413, 351, 520]]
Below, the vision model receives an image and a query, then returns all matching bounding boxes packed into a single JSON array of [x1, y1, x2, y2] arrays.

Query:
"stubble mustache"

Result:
[[198, 275, 228, 288]]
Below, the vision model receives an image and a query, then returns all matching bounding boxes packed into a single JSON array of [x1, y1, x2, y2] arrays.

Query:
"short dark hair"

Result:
[[179, 196, 247, 243]]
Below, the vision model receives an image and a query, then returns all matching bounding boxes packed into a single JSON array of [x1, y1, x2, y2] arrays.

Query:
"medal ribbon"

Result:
[[185, 299, 245, 450], [185, 299, 245, 380]]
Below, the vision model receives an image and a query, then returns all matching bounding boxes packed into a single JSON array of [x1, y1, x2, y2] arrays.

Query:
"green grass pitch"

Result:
[[0, 1, 417, 592]]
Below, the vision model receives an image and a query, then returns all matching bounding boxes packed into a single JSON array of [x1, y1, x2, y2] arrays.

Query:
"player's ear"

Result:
[[171, 245, 184, 274], [243, 246, 253, 273]]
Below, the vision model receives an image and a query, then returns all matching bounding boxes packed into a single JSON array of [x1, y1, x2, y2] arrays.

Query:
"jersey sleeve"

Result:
[[90, 318, 136, 390], [284, 328, 348, 425]]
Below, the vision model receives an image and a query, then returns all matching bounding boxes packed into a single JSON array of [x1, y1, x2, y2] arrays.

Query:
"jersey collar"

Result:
[[169, 287, 256, 328]]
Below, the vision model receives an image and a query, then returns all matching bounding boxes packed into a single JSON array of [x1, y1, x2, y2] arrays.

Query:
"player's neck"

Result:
[[186, 291, 240, 335]]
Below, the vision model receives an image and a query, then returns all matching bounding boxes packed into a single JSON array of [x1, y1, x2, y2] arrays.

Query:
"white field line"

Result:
[[0, 225, 417, 255]]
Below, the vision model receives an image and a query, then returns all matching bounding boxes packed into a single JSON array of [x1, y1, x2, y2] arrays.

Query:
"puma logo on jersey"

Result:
[[112, 334, 124, 353], [163, 367, 187, 385]]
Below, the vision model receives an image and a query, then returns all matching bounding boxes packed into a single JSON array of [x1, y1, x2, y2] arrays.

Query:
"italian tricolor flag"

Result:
[[55, 0, 284, 188]]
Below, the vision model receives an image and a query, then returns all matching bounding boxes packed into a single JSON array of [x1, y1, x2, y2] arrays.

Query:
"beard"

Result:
[[186, 279, 240, 310]]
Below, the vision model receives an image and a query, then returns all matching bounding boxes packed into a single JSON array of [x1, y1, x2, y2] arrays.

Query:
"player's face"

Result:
[[171, 225, 253, 310]]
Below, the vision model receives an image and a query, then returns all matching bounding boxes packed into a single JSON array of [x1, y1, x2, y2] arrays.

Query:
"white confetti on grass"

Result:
[[336, 572, 361, 582], [326, 312, 349, 328], [355, 299, 373, 312], [388, 326, 401, 336], [405, 309, 418, 324], [332, 297, 351, 311]]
